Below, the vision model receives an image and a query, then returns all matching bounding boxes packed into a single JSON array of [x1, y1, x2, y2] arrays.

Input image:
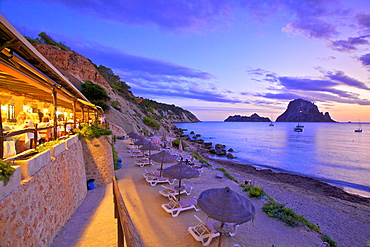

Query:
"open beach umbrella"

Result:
[[150, 150, 177, 176], [162, 161, 200, 200], [197, 187, 256, 247], [134, 137, 150, 146], [140, 142, 161, 161]]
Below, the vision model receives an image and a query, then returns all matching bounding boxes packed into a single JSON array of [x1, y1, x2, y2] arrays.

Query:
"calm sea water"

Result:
[[175, 121, 370, 198]]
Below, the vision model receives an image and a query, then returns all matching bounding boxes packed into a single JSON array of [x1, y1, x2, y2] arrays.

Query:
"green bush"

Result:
[[172, 138, 188, 149], [35, 140, 61, 153], [111, 100, 121, 111], [73, 123, 112, 139], [248, 186, 263, 197], [143, 116, 160, 130], [215, 167, 238, 183], [91, 100, 109, 111], [81, 81, 110, 101], [0, 159, 16, 186]]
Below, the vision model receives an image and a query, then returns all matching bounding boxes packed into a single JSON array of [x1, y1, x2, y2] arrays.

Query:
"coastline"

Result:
[[200, 149, 370, 205]]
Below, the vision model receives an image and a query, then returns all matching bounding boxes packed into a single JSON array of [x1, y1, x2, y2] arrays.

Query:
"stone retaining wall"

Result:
[[0, 135, 114, 246], [82, 136, 114, 187]]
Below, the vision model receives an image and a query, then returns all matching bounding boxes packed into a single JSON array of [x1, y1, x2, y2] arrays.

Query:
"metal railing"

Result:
[[112, 176, 144, 247]]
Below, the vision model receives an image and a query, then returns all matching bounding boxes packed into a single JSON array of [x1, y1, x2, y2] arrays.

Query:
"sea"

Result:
[[174, 121, 370, 198]]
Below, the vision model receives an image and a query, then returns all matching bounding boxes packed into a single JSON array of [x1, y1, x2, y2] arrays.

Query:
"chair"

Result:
[[144, 170, 176, 186], [188, 215, 240, 246], [142, 169, 160, 179], [188, 215, 220, 246], [135, 160, 153, 167], [161, 194, 200, 217], [159, 184, 193, 198]]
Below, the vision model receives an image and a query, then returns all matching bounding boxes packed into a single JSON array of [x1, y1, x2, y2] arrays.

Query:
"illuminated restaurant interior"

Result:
[[0, 14, 102, 159]]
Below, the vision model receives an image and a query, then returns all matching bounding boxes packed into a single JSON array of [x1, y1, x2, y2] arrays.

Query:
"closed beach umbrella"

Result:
[[162, 161, 200, 200], [178, 139, 183, 152], [140, 142, 161, 161], [151, 136, 161, 144], [197, 187, 256, 247], [150, 150, 177, 176]]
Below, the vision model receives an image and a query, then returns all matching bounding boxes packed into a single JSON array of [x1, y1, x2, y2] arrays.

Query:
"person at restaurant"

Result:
[[38, 116, 50, 143], [15, 111, 34, 153]]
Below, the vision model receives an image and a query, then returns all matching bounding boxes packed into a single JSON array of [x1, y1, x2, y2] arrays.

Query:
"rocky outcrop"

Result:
[[276, 99, 336, 122], [33, 43, 200, 135], [33, 43, 111, 90], [224, 113, 270, 122]]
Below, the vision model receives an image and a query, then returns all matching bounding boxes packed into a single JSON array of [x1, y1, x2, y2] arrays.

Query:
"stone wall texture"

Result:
[[82, 136, 114, 187], [0, 136, 113, 246]]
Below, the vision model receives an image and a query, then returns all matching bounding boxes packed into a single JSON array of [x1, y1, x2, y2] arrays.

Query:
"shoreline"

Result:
[[194, 146, 370, 206]]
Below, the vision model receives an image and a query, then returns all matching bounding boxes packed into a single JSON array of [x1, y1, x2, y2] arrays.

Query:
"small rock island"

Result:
[[224, 113, 271, 122], [276, 99, 336, 122]]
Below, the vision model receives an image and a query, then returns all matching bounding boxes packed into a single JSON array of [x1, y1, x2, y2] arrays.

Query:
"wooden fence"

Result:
[[112, 176, 144, 247]]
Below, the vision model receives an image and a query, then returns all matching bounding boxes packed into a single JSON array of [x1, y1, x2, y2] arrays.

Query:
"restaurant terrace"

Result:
[[0, 14, 102, 159]]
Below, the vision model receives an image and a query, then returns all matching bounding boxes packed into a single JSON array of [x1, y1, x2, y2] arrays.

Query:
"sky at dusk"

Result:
[[1, 0, 370, 122]]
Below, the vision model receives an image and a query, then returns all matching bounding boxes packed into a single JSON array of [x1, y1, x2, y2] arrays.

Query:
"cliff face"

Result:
[[224, 113, 271, 122], [276, 99, 336, 122], [33, 43, 199, 135]]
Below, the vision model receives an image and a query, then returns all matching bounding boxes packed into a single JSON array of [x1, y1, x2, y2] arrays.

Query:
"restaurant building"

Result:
[[0, 14, 102, 159]]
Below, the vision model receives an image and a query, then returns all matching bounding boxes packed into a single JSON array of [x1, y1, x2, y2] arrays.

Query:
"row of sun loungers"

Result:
[[125, 139, 239, 246]]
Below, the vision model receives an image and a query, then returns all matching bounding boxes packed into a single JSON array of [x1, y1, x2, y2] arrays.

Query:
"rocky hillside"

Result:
[[224, 113, 270, 122], [32, 43, 199, 135], [276, 99, 336, 122]]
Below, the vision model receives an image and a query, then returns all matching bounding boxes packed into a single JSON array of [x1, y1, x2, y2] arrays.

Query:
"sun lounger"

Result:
[[159, 184, 193, 198], [161, 194, 200, 217], [143, 169, 160, 179], [188, 215, 220, 246], [188, 215, 240, 246], [135, 161, 154, 167], [144, 170, 176, 186]]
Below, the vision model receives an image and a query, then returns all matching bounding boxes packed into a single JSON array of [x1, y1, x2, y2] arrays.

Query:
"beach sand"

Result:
[[114, 139, 370, 247]]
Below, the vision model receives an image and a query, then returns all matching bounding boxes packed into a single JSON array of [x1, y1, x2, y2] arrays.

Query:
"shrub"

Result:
[[0, 159, 16, 186], [143, 116, 160, 130], [172, 138, 188, 149], [35, 140, 61, 153], [111, 100, 121, 111], [248, 186, 263, 197], [215, 167, 238, 183], [73, 123, 112, 139], [91, 100, 109, 111]]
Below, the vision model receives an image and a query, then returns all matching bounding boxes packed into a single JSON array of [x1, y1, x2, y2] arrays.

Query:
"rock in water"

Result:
[[224, 113, 271, 122], [276, 99, 336, 122]]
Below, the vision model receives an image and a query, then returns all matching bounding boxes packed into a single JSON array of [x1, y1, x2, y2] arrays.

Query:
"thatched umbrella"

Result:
[[140, 142, 160, 161], [128, 132, 141, 139], [197, 187, 255, 247], [150, 150, 177, 176], [162, 161, 200, 200], [134, 137, 150, 147]]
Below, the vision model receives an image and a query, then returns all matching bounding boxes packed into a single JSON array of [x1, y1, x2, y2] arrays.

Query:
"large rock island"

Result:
[[224, 113, 271, 122], [276, 99, 336, 122]]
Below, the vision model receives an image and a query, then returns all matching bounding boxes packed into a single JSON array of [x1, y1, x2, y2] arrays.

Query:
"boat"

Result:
[[355, 121, 362, 132], [294, 111, 304, 132], [269, 114, 274, 126]]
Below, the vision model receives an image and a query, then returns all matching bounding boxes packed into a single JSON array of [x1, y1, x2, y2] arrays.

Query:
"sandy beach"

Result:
[[113, 139, 370, 247]]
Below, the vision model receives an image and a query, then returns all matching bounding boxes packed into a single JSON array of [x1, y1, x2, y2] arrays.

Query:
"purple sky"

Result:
[[1, 0, 370, 121]]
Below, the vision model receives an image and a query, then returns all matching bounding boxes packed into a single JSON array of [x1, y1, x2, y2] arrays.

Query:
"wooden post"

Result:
[[82, 107, 85, 123], [0, 104, 4, 159], [52, 87, 58, 140], [73, 98, 77, 129]]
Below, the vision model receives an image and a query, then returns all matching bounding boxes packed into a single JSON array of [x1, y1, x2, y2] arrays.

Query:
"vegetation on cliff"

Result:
[[81, 80, 110, 111], [26, 32, 70, 51]]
